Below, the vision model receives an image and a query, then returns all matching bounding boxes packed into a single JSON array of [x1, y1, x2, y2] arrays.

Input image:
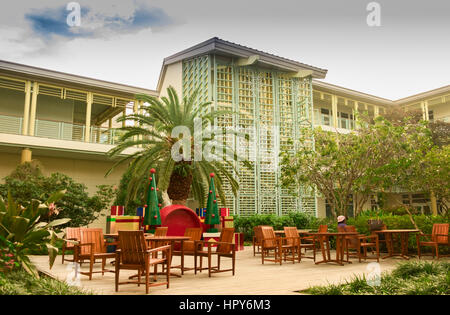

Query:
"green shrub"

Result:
[[303, 261, 450, 295], [0, 269, 93, 295], [0, 162, 115, 227]]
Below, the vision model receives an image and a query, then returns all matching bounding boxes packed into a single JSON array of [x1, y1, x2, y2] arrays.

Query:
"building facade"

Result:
[[0, 38, 449, 227]]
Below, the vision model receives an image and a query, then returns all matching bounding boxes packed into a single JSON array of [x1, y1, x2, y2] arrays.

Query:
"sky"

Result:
[[0, 0, 448, 100]]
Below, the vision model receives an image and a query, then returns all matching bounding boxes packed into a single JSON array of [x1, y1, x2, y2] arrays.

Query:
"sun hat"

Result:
[[337, 215, 346, 223]]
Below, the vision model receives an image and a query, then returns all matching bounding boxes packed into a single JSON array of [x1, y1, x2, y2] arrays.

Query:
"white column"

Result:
[[28, 82, 38, 136], [22, 81, 31, 135], [331, 95, 338, 128], [85, 92, 92, 142]]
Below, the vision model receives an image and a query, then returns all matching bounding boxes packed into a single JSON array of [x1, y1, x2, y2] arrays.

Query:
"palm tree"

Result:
[[107, 86, 245, 207]]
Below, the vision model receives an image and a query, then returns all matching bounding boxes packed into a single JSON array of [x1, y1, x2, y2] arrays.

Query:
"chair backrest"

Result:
[[184, 227, 202, 241], [318, 225, 328, 233], [284, 227, 300, 245], [79, 228, 105, 255], [217, 228, 235, 254], [343, 225, 359, 248], [154, 227, 168, 237], [432, 223, 449, 244], [65, 227, 81, 241], [254, 225, 269, 244], [261, 226, 278, 248], [118, 230, 148, 266]]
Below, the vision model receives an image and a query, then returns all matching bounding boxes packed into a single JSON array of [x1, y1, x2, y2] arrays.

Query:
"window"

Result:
[[321, 108, 331, 126], [428, 110, 434, 122]]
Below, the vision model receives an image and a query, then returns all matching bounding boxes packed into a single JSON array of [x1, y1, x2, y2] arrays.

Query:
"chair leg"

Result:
[[232, 252, 236, 276], [101, 258, 106, 275], [436, 244, 440, 260], [217, 255, 221, 271], [145, 262, 149, 294], [61, 247, 65, 264], [194, 253, 198, 275], [208, 254, 212, 277], [89, 256, 94, 280], [115, 259, 119, 292]]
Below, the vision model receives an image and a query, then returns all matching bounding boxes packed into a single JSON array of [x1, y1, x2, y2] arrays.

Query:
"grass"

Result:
[[301, 260, 450, 295], [0, 268, 94, 295]]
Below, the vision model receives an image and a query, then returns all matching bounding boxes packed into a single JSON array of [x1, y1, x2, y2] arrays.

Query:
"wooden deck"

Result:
[[31, 247, 420, 295]]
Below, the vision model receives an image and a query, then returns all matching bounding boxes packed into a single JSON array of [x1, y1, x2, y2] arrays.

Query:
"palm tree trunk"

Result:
[[167, 170, 193, 205]]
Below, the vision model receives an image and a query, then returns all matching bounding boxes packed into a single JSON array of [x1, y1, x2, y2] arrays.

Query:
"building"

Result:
[[0, 38, 448, 227]]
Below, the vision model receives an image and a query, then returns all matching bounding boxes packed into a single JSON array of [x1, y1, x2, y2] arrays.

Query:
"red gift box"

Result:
[[233, 232, 244, 251], [111, 205, 124, 216], [220, 208, 231, 217]]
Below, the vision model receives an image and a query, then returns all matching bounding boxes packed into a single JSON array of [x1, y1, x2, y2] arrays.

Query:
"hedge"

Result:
[[234, 212, 450, 253]]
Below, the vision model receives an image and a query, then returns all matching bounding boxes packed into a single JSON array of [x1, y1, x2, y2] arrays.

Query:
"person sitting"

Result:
[[337, 215, 347, 228]]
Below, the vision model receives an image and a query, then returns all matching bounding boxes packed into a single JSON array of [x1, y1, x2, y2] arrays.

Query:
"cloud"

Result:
[[24, 2, 174, 41]]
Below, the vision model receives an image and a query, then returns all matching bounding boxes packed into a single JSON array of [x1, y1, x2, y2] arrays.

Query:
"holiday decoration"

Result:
[[106, 216, 117, 234], [202, 232, 221, 248], [115, 216, 141, 231], [233, 233, 244, 251], [110, 206, 124, 216], [220, 216, 234, 229], [143, 168, 161, 232], [205, 173, 220, 232], [196, 208, 207, 217], [220, 208, 231, 217]]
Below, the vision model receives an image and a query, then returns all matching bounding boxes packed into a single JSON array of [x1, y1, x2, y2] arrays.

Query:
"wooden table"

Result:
[[306, 232, 358, 266], [274, 230, 311, 236], [374, 229, 419, 260], [144, 236, 191, 278]]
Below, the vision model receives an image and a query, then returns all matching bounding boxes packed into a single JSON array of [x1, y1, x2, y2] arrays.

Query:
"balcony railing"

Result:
[[0, 114, 124, 145]]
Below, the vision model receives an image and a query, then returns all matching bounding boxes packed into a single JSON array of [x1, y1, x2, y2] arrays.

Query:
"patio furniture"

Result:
[[283, 227, 316, 262], [61, 227, 81, 264], [368, 220, 387, 251], [374, 229, 419, 260], [259, 226, 284, 265], [144, 235, 191, 278], [303, 225, 329, 260], [154, 227, 169, 236], [416, 223, 449, 260], [307, 231, 358, 265], [194, 228, 236, 277], [338, 226, 380, 262], [172, 227, 203, 274], [74, 228, 116, 280], [253, 225, 269, 256], [115, 230, 171, 294]]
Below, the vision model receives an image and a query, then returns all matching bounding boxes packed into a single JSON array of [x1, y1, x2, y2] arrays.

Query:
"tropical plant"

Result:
[[107, 86, 247, 207], [0, 191, 70, 277], [0, 162, 116, 227]]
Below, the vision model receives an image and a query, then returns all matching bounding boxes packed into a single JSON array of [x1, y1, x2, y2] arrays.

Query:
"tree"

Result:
[[107, 86, 246, 207], [280, 115, 435, 218]]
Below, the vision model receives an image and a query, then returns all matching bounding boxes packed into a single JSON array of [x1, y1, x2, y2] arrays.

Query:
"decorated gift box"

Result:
[[111, 205, 124, 216], [136, 207, 145, 217], [115, 216, 141, 231], [106, 216, 117, 234], [220, 208, 231, 217], [220, 216, 234, 228], [196, 208, 207, 217], [202, 232, 221, 248], [232, 232, 244, 251]]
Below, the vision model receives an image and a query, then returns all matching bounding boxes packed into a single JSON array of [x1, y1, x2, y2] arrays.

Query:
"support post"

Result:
[[85, 92, 92, 142], [331, 95, 338, 128], [20, 148, 32, 163], [22, 81, 31, 135], [424, 100, 429, 121], [430, 191, 438, 215], [28, 82, 38, 136]]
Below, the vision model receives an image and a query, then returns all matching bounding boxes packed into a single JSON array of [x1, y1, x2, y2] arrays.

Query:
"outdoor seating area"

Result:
[[52, 221, 450, 294]]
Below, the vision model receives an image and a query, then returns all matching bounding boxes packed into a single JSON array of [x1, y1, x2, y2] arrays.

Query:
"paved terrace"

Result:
[[31, 247, 431, 295]]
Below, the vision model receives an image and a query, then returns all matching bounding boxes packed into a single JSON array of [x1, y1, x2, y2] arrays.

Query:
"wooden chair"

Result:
[[259, 226, 283, 265], [154, 227, 169, 237], [61, 227, 81, 264], [368, 220, 388, 251], [253, 225, 269, 256], [284, 227, 316, 262], [172, 227, 203, 274], [115, 231, 171, 294], [194, 228, 236, 277], [339, 226, 380, 262], [416, 223, 450, 260], [74, 228, 116, 280]]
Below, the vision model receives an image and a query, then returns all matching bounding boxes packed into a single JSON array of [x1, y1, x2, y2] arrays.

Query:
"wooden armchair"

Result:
[[284, 227, 316, 262], [416, 223, 449, 260], [339, 225, 380, 262], [259, 226, 283, 265], [74, 228, 116, 280], [115, 231, 171, 294], [194, 228, 236, 277], [172, 227, 203, 274], [253, 225, 270, 256], [304, 225, 329, 260], [154, 227, 168, 237], [61, 227, 81, 264]]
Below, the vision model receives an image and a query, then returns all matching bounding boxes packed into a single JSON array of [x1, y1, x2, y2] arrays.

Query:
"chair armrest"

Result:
[[147, 244, 171, 254]]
